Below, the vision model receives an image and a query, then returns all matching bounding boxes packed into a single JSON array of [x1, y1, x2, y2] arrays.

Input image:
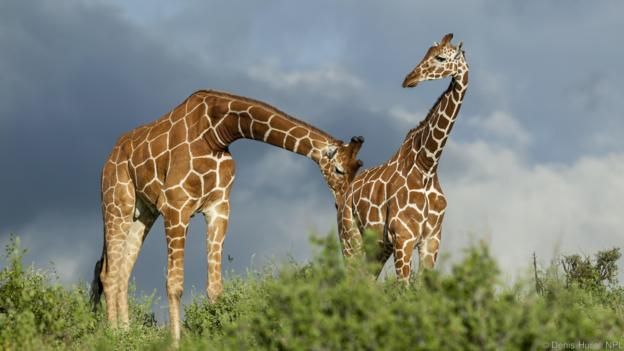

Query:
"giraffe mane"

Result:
[[193, 89, 340, 145]]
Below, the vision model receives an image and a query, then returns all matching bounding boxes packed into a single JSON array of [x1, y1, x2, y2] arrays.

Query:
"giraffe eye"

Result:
[[334, 166, 345, 176], [435, 56, 446, 62]]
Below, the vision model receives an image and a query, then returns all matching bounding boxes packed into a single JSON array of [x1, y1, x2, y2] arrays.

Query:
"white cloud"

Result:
[[388, 105, 425, 127], [228, 150, 337, 265], [466, 110, 532, 148], [245, 150, 312, 191], [439, 139, 624, 282], [1, 211, 98, 285], [247, 60, 364, 98]]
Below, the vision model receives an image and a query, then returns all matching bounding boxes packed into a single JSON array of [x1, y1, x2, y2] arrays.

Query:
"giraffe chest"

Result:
[[350, 169, 438, 229]]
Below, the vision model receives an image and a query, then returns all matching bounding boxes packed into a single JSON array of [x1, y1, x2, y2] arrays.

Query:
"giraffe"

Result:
[[338, 33, 468, 281], [90, 89, 364, 340]]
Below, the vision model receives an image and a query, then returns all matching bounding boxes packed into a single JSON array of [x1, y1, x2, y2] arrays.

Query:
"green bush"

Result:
[[0, 236, 97, 349], [0, 235, 168, 350], [182, 237, 624, 350], [1, 232, 622, 350]]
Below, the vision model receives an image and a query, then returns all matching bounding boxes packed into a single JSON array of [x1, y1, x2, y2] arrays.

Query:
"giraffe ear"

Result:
[[433, 41, 439, 46], [325, 147, 337, 159], [455, 41, 463, 58], [440, 33, 453, 45]]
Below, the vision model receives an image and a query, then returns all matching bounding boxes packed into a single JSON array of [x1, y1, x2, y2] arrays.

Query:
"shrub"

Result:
[[1, 232, 622, 350], [0, 235, 168, 350], [0, 236, 97, 349], [182, 236, 624, 350]]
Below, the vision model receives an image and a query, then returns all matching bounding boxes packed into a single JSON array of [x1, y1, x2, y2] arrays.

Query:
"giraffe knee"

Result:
[[207, 283, 223, 303], [166, 271, 184, 300], [167, 282, 184, 300], [421, 255, 435, 269], [100, 270, 117, 290], [426, 238, 440, 253]]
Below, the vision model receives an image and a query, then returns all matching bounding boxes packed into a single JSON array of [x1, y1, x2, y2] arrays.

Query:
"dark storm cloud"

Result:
[[2, 0, 624, 303], [0, 0, 385, 294], [153, 0, 624, 162], [1, 0, 191, 228], [0, 0, 344, 230]]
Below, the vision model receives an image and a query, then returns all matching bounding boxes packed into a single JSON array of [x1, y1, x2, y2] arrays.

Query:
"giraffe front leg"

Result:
[[202, 198, 231, 303], [418, 215, 444, 272], [163, 209, 191, 342], [338, 202, 363, 259], [202, 156, 235, 303], [393, 234, 417, 283], [419, 180, 445, 272]]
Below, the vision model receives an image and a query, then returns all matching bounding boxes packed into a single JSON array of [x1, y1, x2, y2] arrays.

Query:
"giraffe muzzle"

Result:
[[402, 76, 419, 88]]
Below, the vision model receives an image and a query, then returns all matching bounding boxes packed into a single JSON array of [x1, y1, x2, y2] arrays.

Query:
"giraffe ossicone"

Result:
[[338, 33, 469, 282], [90, 90, 364, 340]]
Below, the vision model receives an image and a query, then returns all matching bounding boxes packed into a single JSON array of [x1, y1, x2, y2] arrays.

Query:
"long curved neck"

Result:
[[200, 90, 337, 163], [402, 67, 469, 175]]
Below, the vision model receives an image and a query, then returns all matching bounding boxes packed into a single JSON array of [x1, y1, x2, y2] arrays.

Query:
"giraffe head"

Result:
[[320, 136, 364, 201], [402, 33, 466, 88]]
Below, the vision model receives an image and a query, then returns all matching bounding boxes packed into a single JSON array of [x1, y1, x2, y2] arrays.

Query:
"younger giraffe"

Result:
[[338, 34, 469, 281], [91, 90, 364, 340]]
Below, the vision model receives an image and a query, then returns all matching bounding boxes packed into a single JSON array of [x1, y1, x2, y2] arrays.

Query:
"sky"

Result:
[[1, 0, 623, 321]]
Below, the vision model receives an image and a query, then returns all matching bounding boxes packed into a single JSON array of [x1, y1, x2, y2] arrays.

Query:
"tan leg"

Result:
[[338, 202, 363, 258], [202, 198, 230, 303], [419, 179, 445, 271], [100, 176, 135, 328], [418, 216, 443, 271], [117, 201, 157, 328], [202, 159, 235, 303], [163, 208, 192, 341], [100, 238, 120, 327], [372, 204, 394, 278], [393, 235, 417, 283]]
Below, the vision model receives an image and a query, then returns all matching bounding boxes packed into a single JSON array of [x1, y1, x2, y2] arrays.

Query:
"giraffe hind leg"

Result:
[[100, 160, 136, 328], [117, 197, 158, 328], [100, 202, 135, 328]]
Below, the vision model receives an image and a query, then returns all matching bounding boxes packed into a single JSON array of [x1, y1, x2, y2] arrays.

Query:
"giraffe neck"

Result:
[[200, 91, 338, 163], [404, 68, 469, 175]]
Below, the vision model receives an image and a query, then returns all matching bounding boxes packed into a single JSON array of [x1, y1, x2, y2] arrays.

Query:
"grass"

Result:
[[0, 233, 622, 350]]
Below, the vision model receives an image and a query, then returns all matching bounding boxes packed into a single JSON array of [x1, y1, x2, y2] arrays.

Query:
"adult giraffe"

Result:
[[338, 33, 468, 281], [91, 89, 364, 340]]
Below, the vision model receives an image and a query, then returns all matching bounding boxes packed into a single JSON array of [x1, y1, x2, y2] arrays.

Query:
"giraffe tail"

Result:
[[90, 245, 105, 313]]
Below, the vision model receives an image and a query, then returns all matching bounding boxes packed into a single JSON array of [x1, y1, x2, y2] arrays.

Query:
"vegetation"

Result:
[[0, 234, 622, 350]]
